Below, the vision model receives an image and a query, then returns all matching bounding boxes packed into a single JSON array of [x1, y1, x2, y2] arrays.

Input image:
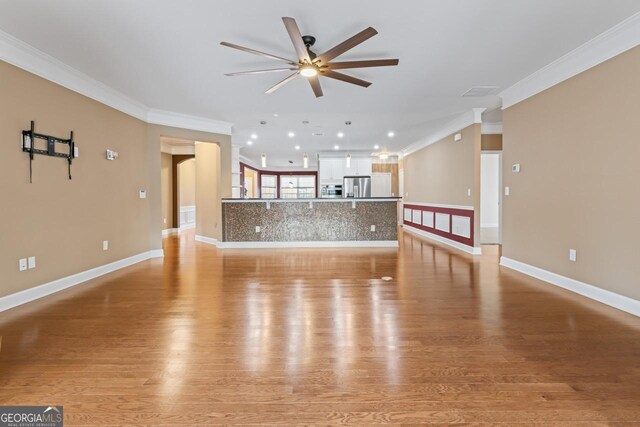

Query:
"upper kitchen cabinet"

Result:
[[352, 157, 372, 176], [319, 155, 372, 184], [319, 157, 346, 184]]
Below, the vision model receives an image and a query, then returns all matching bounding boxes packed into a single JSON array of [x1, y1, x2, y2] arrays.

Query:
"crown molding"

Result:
[[500, 12, 640, 109], [401, 109, 481, 157], [0, 29, 233, 135], [481, 122, 503, 134], [147, 109, 232, 135]]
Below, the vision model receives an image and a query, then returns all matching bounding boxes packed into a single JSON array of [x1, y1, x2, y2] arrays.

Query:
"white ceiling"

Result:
[[1, 0, 639, 167]]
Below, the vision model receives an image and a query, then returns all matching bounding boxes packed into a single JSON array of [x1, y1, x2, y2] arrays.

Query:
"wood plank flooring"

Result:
[[1, 229, 640, 425]]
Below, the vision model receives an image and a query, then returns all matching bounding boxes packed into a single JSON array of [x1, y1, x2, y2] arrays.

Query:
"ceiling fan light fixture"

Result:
[[300, 65, 318, 78]]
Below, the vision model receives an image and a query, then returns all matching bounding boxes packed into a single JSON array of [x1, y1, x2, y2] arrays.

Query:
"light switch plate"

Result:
[[505, 186, 510, 196], [28, 256, 36, 269], [370, 225, 376, 232], [255, 226, 261, 233], [467, 188, 471, 197], [139, 189, 146, 199], [19, 258, 27, 272], [569, 249, 577, 262], [103, 240, 109, 251]]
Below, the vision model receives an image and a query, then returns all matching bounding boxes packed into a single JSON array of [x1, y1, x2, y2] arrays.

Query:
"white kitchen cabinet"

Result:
[[347, 157, 372, 176], [319, 157, 345, 184], [319, 156, 371, 183]]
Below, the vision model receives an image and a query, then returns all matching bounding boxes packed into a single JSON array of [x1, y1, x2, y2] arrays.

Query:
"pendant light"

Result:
[[261, 153, 267, 168], [303, 153, 309, 169], [346, 153, 351, 168]]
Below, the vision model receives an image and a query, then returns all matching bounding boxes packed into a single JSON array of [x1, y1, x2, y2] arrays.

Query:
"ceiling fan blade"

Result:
[[282, 17, 311, 63], [225, 68, 298, 76], [307, 75, 323, 98], [321, 70, 371, 88], [265, 72, 300, 94], [316, 27, 378, 64], [220, 41, 296, 65], [327, 59, 399, 69]]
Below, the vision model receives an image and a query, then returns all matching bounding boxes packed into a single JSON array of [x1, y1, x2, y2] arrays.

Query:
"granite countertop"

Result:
[[222, 197, 402, 202]]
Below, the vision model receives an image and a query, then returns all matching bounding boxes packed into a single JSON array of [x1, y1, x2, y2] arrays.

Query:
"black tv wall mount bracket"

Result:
[[22, 121, 76, 183]]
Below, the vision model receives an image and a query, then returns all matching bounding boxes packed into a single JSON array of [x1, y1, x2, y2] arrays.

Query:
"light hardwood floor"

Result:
[[1, 229, 639, 425]]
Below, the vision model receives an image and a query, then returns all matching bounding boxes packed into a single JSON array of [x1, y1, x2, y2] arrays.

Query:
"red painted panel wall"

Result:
[[403, 204, 474, 247]]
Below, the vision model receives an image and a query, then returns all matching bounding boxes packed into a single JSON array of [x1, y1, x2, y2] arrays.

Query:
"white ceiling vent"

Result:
[[462, 86, 500, 97]]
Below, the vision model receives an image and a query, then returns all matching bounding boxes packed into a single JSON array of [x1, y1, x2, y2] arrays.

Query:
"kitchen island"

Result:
[[220, 198, 400, 248]]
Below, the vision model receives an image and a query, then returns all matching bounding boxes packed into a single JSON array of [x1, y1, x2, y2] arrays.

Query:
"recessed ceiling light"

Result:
[[337, 132, 344, 138], [288, 131, 295, 138], [387, 131, 395, 138], [374, 144, 380, 149], [247, 140, 253, 146], [334, 145, 340, 150], [295, 145, 300, 150], [251, 133, 257, 139], [273, 113, 279, 117]]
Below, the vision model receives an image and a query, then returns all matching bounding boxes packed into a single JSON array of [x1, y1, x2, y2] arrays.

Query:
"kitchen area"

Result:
[[221, 152, 400, 247]]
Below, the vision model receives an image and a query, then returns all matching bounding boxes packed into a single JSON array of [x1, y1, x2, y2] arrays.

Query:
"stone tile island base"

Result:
[[218, 198, 400, 248]]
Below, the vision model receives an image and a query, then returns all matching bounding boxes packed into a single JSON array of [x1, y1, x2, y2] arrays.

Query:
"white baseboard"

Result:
[[0, 249, 164, 313], [500, 256, 640, 317], [162, 228, 178, 236], [195, 235, 223, 247], [481, 223, 499, 228], [149, 249, 165, 258], [403, 225, 481, 255], [195, 235, 398, 249]]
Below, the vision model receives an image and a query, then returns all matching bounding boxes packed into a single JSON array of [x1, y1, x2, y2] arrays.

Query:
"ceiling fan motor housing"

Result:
[[302, 35, 317, 60]]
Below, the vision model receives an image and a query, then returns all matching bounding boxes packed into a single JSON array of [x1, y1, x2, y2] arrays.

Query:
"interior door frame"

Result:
[[480, 150, 503, 244]]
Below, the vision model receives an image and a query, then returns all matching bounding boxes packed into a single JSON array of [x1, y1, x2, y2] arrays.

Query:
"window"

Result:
[[280, 175, 316, 199], [260, 174, 277, 199]]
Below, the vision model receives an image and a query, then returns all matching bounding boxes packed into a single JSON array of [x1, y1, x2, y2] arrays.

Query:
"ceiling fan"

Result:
[[220, 17, 399, 98]]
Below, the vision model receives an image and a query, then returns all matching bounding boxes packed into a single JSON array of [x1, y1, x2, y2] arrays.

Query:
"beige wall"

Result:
[[178, 158, 196, 207], [503, 45, 640, 301], [0, 60, 153, 298], [195, 142, 222, 240], [481, 134, 503, 151], [161, 152, 173, 229], [403, 123, 481, 244]]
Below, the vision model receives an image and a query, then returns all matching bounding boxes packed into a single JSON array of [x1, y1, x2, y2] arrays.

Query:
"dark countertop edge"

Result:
[[222, 197, 402, 202]]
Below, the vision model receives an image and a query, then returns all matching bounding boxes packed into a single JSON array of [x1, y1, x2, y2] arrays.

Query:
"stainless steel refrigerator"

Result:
[[343, 176, 371, 198]]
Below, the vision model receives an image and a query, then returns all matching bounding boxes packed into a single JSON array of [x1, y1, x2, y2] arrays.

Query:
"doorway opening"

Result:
[[480, 152, 502, 244], [177, 158, 196, 229]]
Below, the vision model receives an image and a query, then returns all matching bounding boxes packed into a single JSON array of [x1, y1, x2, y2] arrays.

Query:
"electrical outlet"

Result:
[[103, 240, 109, 251], [505, 186, 510, 196], [28, 256, 36, 269], [569, 249, 577, 262], [370, 225, 376, 232], [163, 218, 167, 224], [467, 188, 471, 197], [255, 226, 261, 233], [19, 258, 27, 272]]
